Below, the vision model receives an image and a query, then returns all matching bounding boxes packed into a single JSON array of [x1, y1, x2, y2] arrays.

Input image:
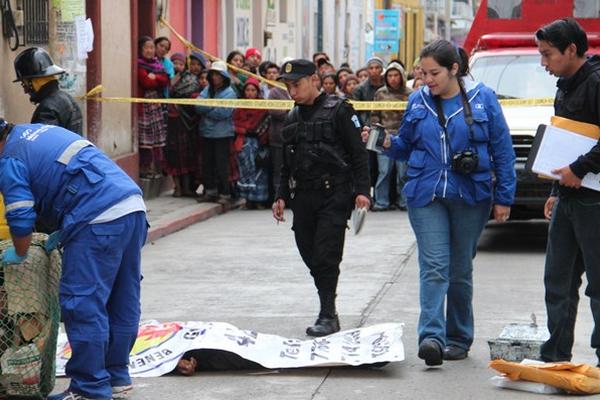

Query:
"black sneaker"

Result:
[[418, 339, 443, 366], [443, 345, 468, 360], [306, 315, 340, 337]]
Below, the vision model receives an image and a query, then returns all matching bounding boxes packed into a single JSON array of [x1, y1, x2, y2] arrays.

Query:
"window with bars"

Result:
[[23, 0, 49, 44]]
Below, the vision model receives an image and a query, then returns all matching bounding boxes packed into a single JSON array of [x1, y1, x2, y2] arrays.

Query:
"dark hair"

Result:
[[420, 39, 469, 77], [536, 18, 588, 57], [264, 62, 279, 72], [339, 62, 351, 69], [321, 72, 338, 85], [312, 51, 329, 62], [154, 36, 171, 50], [138, 36, 154, 53], [226, 50, 244, 64], [356, 67, 368, 76], [258, 61, 279, 77], [336, 67, 353, 78]]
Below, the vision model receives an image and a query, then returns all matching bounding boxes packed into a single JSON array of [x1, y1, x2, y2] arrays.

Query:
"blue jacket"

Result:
[[385, 79, 516, 207], [0, 124, 142, 244], [196, 84, 237, 139]]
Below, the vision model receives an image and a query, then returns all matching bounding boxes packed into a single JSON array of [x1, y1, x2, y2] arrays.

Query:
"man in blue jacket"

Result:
[[0, 119, 147, 400]]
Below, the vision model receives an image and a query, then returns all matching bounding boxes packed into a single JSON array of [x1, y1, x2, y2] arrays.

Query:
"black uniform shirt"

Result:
[[277, 93, 370, 202]]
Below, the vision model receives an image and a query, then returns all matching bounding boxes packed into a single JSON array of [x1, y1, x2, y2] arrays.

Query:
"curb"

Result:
[[146, 200, 244, 243], [146, 204, 221, 243]]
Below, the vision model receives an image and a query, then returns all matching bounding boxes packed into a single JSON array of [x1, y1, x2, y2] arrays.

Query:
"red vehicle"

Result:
[[464, 0, 600, 55], [465, 0, 600, 219]]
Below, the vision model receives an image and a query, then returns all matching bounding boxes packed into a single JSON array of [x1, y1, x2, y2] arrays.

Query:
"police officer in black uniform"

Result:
[[13, 47, 83, 134], [272, 59, 371, 337]]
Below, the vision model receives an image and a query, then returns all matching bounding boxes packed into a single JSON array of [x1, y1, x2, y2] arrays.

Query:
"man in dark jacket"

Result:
[[13, 47, 83, 134], [272, 59, 370, 337], [536, 18, 600, 366]]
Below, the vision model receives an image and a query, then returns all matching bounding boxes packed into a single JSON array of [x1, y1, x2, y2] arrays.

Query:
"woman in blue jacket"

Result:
[[196, 61, 237, 205], [365, 40, 516, 366]]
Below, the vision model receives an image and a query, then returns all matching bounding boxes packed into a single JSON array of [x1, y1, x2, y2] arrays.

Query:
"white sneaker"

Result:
[[112, 384, 133, 399], [47, 391, 96, 400]]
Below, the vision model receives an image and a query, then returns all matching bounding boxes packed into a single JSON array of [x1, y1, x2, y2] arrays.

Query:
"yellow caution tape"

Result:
[[82, 86, 554, 111], [159, 17, 286, 90]]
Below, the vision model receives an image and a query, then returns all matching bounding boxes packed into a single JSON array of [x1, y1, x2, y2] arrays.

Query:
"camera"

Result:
[[452, 149, 479, 174]]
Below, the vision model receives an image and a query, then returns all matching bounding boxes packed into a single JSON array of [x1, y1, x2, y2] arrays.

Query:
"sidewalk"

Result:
[[145, 193, 242, 243]]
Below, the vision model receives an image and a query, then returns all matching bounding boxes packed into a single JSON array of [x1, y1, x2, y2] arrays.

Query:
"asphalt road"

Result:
[[53, 210, 597, 399]]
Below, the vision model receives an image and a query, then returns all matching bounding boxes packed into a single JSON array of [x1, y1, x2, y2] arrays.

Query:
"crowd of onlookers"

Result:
[[136, 35, 425, 209]]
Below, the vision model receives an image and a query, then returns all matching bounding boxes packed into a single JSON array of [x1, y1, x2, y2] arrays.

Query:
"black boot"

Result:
[[306, 291, 340, 337], [306, 315, 340, 337]]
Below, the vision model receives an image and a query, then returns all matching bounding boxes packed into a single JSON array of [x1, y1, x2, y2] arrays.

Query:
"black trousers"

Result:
[[290, 184, 352, 294], [541, 196, 600, 363], [202, 137, 231, 196]]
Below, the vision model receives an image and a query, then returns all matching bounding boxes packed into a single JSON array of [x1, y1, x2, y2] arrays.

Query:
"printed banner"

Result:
[[56, 321, 405, 377]]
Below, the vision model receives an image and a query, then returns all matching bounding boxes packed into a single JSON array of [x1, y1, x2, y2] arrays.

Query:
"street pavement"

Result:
[[52, 206, 598, 399]]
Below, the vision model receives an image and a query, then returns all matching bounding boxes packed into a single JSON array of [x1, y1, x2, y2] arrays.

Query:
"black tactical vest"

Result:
[[281, 95, 351, 182]]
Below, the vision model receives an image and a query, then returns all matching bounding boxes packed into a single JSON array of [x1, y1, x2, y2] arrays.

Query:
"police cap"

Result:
[[278, 59, 316, 81]]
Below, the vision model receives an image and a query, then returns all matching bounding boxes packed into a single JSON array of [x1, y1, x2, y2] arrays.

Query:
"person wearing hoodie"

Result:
[[370, 61, 412, 211], [362, 40, 515, 366], [535, 18, 600, 367], [195, 61, 237, 205]]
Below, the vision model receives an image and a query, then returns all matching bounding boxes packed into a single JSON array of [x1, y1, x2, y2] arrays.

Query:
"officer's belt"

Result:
[[294, 175, 350, 190], [57, 140, 94, 165]]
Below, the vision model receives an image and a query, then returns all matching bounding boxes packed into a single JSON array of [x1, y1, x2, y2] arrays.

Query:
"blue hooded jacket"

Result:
[[196, 68, 237, 139], [385, 78, 516, 207]]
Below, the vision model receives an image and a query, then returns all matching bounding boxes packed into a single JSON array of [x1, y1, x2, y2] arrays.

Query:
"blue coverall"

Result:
[[0, 124, 148, 399]]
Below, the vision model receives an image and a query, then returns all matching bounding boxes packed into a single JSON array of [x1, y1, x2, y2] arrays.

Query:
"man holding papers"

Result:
[[535, 18, 600, 366]]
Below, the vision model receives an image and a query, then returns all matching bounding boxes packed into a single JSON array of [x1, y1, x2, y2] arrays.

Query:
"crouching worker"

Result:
[[0, 119, 148, 400]]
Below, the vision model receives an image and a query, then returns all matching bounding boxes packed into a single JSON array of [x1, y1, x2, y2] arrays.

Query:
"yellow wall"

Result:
[[374, 0, 424, 73]]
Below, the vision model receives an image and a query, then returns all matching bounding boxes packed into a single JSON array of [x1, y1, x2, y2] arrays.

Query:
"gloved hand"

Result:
[[45, 231, 61, 252], [2, 247, 27, 265]]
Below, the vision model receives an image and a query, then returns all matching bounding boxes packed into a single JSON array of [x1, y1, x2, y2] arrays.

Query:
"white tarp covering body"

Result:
[[56, 321, 405, 377]]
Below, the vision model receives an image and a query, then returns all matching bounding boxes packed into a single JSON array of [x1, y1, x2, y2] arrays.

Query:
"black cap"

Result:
[[278, 59, 316, 81]]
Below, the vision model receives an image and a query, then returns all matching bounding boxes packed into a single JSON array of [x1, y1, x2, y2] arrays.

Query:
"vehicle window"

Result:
[[487, 0, 522, 19], [470, 54, 557, 99], [574, 0, 600, 18]]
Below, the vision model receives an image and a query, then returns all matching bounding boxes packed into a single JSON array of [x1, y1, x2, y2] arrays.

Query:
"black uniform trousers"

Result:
[[290, 182, 353, 295]]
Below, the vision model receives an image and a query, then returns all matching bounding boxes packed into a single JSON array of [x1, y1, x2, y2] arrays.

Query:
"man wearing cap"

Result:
[[350, 56, 385, 126], [0, 119, 147, 400], [245, 47, 262, 74], [13, 47, 83, 134], [272, 59, 370, 337]]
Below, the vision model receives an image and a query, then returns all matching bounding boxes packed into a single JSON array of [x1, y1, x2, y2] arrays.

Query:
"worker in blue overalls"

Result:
[[0, 119, 147, 400]]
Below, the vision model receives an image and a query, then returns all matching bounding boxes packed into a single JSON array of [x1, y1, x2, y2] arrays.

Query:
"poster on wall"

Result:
[[373, 9, 402, 62], [234, 0, 252, 49]]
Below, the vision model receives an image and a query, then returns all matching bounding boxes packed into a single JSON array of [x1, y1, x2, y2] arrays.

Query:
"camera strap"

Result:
[[433, 84, 476, 156]]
